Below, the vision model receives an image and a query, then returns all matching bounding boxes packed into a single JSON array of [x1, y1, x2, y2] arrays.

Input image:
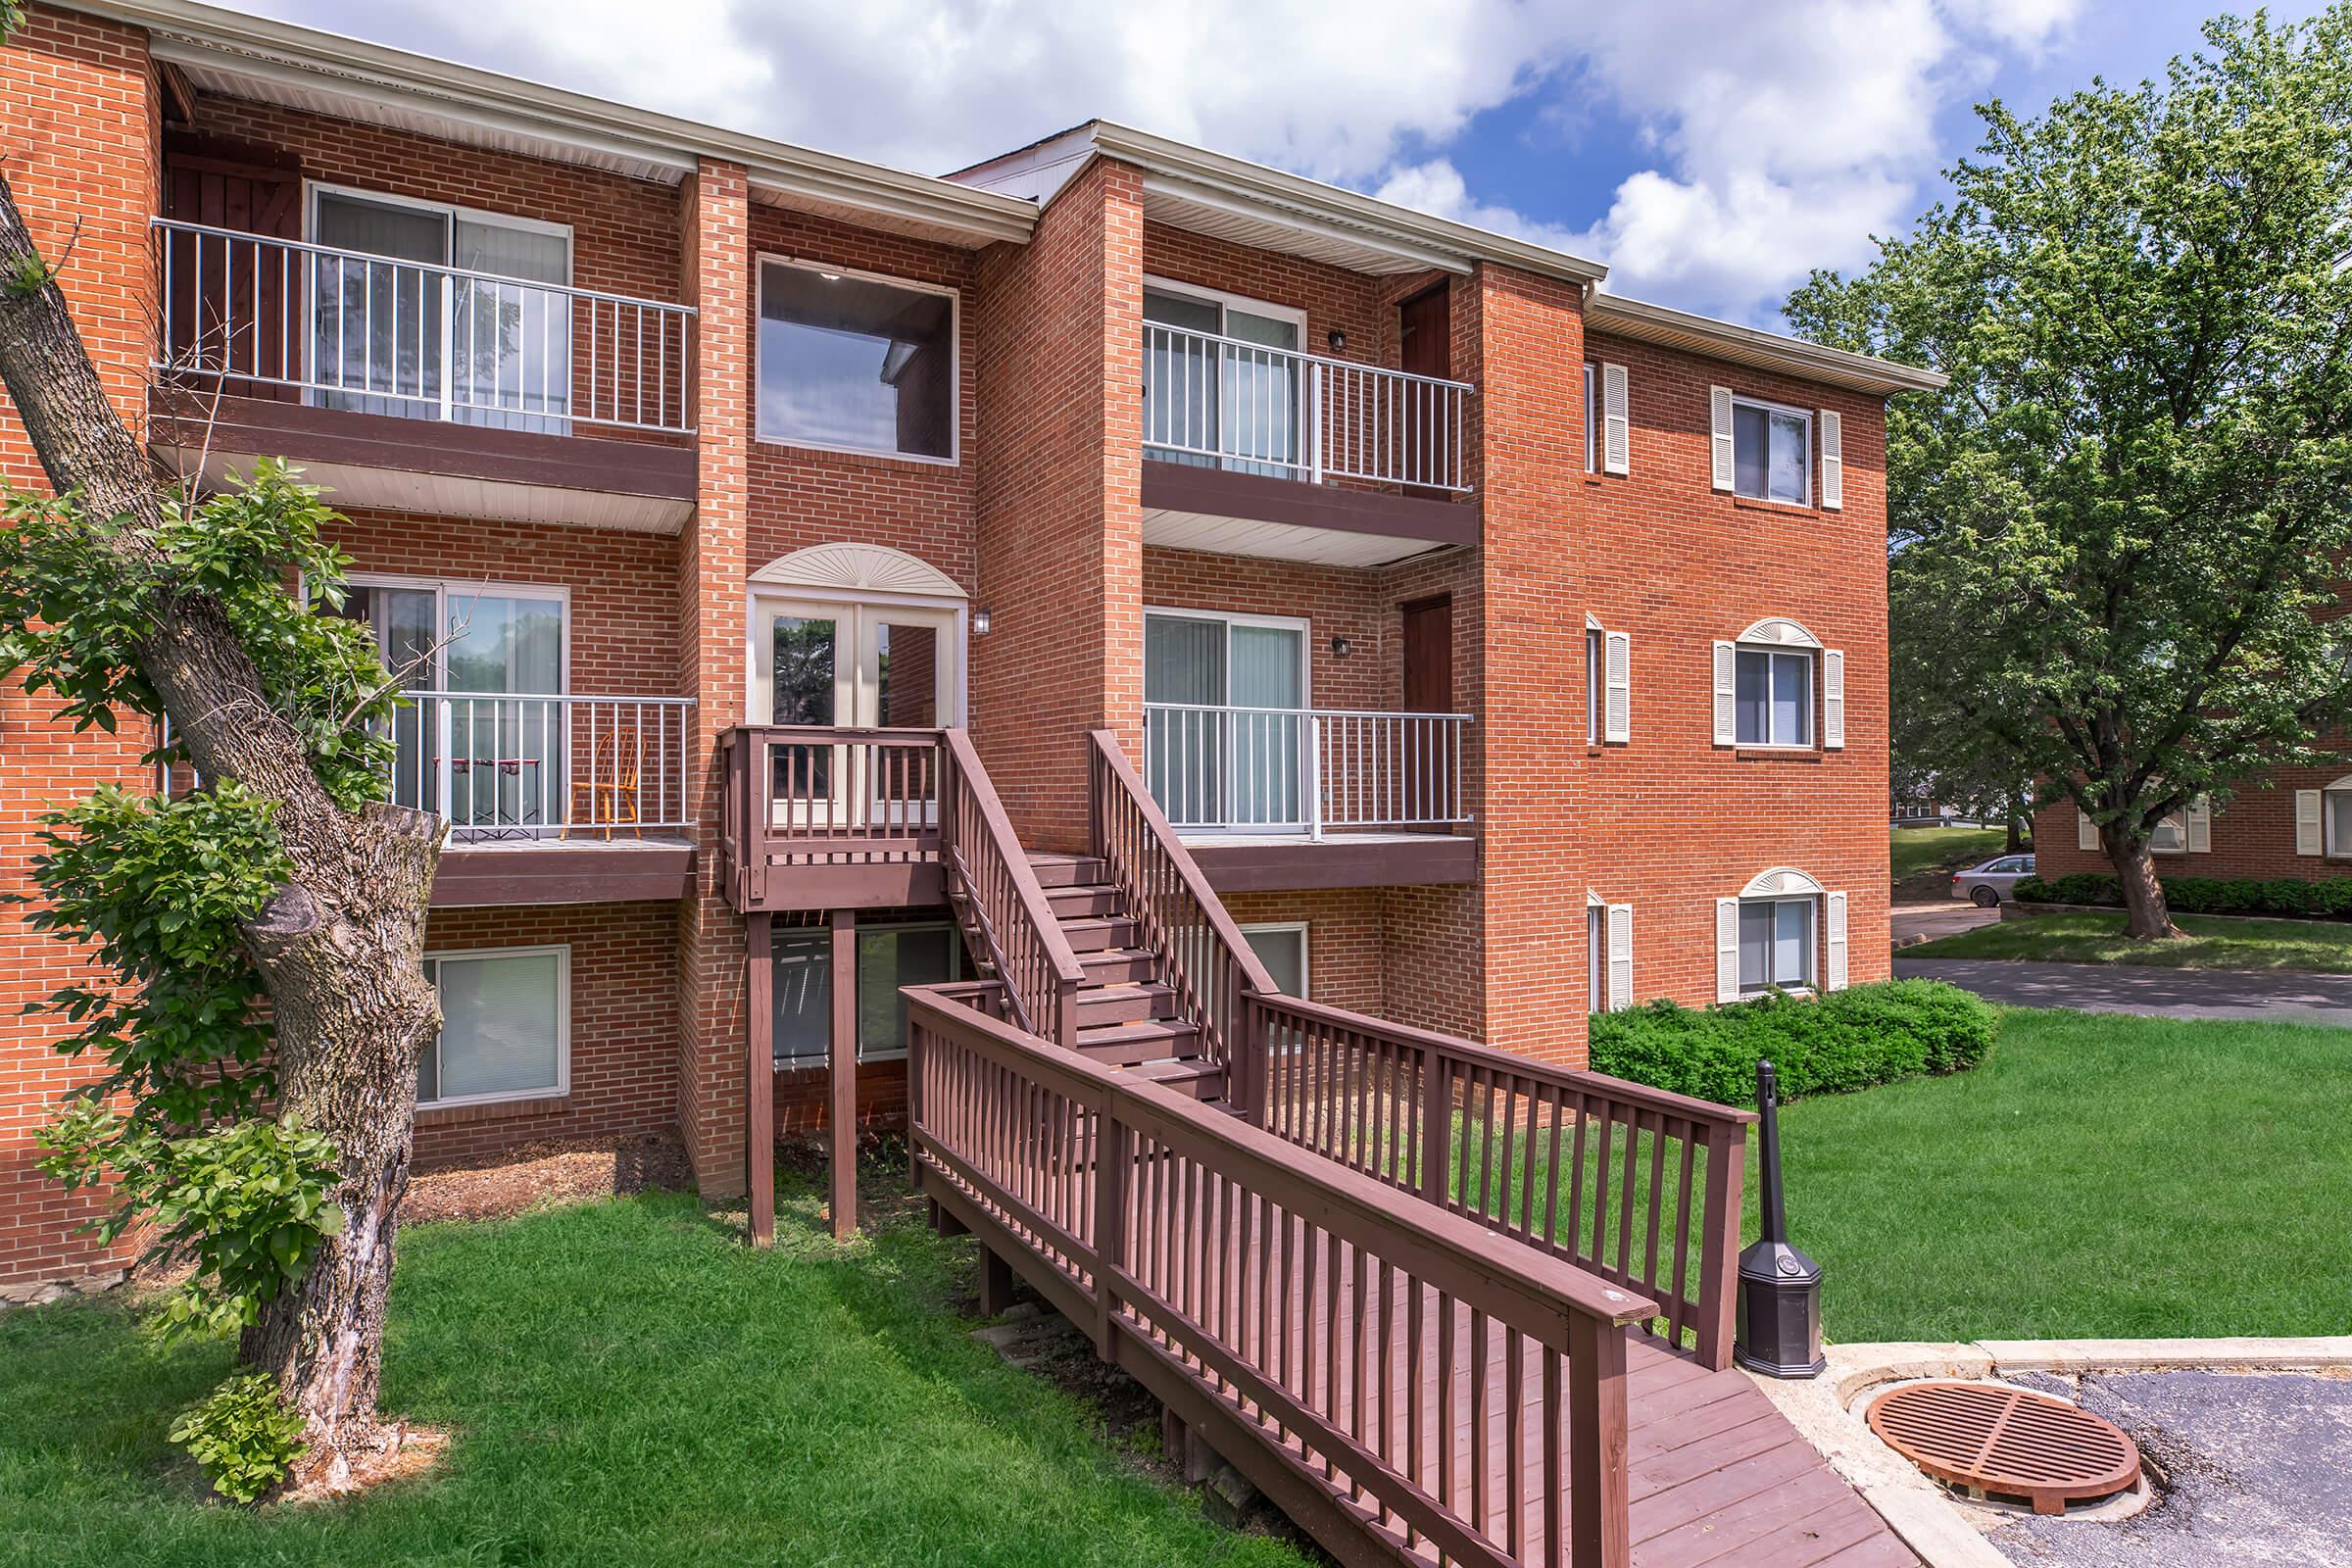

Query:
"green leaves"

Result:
[[1789, 8, 2352, 847], [168, 1372, 311, 1504]]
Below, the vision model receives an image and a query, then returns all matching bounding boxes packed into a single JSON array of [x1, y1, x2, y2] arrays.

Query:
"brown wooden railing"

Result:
[[1087, 728, 1278, 1102], [940, 730, 1085, 1047], [1249, 995, 1755, 1370], [907, 983, 1655, 1568], [720, 725, 944, 904]]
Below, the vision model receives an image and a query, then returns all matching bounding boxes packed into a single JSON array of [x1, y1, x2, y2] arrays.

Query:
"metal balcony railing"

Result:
[[1143, 703, 1471, 836], [389, 693, 696, 841], [152, 218, 696, 435], [1142, 321, 1474, 492]]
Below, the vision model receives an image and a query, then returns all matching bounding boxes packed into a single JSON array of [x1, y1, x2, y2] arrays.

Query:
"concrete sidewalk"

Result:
[[1892, 956, 2352, 1027]]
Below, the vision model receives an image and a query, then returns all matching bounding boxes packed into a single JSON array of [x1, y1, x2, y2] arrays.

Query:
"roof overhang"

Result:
[[65, 0, 1038, 249], [954, 122, 1609, 285], [1587, 293, 1947, 396]]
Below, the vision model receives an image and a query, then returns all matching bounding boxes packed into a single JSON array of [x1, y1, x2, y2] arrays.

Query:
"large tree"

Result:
[[1788, 7, 2352, 938], [0, 161, 441, 1489]]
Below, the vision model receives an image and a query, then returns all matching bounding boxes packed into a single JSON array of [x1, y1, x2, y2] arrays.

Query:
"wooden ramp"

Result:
[[907, 985, 1916, 1568]]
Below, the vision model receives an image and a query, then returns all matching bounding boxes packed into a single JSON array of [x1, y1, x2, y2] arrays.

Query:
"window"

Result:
[[419, 948, 567, 1106], [1583, 363, 1597, 473], [1731, 396, 1810, 505], [1586, 627, 1604, 743], [1735, 647, 1813, 747], [1144, 608, 1309, 830], [1587, 904, 1606, 1012], [2150, 813, 2186, 855], [2328, 790, 2352, 857], [757, 260, 956, 462], [1737, 899, 1814, 995], [772, 920, 966, 1068], [1242, 923, 1308, 998]]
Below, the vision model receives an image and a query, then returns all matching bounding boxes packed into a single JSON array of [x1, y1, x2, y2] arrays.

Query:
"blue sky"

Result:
[[244, 0, 2323, 326]]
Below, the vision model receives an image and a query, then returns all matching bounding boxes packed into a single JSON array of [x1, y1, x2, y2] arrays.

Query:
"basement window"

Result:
[[418, 947, 568, 1106], [1737, 899, 1814, 995], [773, 921, 966, 1068]]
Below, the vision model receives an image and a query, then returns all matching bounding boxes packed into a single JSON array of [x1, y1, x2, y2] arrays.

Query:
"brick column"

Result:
[[674, 159, 753, 1197], [0, 7, 162, 1289]]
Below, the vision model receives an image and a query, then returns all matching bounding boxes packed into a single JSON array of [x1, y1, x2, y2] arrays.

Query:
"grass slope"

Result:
[[1767, 1006, 2352, 1343], [1890, 825, 2010, 882], [0, 1176, 1309, 1568], [1905, 909, 2352, 974]]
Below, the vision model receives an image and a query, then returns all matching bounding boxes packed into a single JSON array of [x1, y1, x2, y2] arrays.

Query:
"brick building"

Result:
[[0, 1, 1941, 1287], [2032, 754, 2352, 887]]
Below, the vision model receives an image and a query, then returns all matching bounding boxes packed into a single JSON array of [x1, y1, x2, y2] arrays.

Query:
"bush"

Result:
[[169, 1373, 308, 1504], [2014, 869, 2352, 920], [1588, 980, 1997, 1107]]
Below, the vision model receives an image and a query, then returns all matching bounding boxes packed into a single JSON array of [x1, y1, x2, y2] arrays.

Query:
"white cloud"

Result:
[[256, 0, 2081, 323]]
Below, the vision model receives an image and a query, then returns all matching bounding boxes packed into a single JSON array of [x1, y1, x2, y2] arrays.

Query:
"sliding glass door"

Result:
[[1143, 282, 1306, 478], [1144, 610, 1307, 831]]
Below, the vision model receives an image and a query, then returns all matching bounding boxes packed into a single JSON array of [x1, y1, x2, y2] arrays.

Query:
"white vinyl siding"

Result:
[[419, 947, 567, 1107]]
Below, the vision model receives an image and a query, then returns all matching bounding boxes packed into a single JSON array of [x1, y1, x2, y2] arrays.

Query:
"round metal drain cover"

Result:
[[1866, 1380, 2141, 1515]]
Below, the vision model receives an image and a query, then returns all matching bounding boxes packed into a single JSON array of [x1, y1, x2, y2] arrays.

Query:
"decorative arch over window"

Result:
[[1719, 867, 1847, 1001], [1735, 616, 1821, 650], [750, 542, 965, 599], [1740, 865, 1826, 898]]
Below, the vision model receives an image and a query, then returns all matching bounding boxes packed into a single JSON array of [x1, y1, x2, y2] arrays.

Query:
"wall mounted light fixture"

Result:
[[1327, 329, 1347, 352], [1330, 636, 1352, 658], [972, 608, 992, 637]]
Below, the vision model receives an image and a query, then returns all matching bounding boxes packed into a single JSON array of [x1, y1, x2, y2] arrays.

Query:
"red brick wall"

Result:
[[1570, 327, 1892, 1011], [413, 903, 677, 1167], [2032, 754, 2352, 884], [0, 7, 160, 1287], [1222, 888, 1385, 1012]]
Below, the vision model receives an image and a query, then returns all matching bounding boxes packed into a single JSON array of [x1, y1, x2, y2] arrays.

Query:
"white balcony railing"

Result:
[[152, 218, 696, 434], [1144, 704, 1471, 837], [388, 693, 696, 841], [1142, 322, 1474, 493]]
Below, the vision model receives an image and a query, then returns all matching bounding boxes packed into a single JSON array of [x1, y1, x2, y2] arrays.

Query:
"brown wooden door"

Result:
[[1400, 595, 1454, 826], [1397, 283, 1451, 489], [163, 143, 303, 399], [1398, 284, 1449, 380]]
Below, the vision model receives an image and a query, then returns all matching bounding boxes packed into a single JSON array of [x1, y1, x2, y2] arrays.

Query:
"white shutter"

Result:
[[2296, 789, 2323, 856], [1601, 362, 1631, 475], [1819, 410, 1843, 511], [1603, 630, 1632, 743], [2078, 809, 2099, 852], [1709, 386, 1736, 491], [1825, 892, 1849, 992], [1606, 904, 1634, 1011], [1711, 640, 1738, 746], [1821, 649, 1845, 750], [1715, 898, 1741, 1004], [2186, 798, 2212, 853]]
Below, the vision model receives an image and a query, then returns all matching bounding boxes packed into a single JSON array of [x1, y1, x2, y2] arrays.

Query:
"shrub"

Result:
[[169, 1372, 308, 1504], [2014, 870, 2352, 921], [1587, 980, 1996, 1107]]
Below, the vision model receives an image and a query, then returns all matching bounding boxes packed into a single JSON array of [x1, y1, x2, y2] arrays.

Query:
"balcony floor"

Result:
[[1178, 829, 1476, 893], [434, 833, 695, 907]]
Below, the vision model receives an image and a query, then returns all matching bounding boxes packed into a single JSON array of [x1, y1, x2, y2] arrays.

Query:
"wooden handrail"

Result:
[[1248, 991, 1752, 1370], [907, 983, 1650, 1567], [1086, 728, 1278, 1106], [940, 729, 1085, 1047]]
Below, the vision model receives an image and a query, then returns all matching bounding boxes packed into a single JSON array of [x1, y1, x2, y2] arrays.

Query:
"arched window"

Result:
[[1710, 618, 1843, 751], [1715, 868, 1847, 1002]]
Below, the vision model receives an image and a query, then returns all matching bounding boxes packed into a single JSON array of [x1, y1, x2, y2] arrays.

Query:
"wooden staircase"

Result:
[[1020, 851, 1228, 1103]]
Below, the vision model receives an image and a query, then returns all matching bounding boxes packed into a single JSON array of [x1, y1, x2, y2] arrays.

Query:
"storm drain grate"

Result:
[[1865, 1380, 2142, 1515]]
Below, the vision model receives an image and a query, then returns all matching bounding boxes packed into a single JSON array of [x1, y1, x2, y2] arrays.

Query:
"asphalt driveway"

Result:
[[1893, 956, 2352, 1027]]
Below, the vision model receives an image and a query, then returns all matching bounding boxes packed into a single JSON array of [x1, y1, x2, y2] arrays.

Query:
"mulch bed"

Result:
[[402, 1131, 689, 1224]]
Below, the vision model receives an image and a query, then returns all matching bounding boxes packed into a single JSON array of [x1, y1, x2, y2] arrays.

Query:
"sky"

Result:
[[241, 0, 2326, 327]]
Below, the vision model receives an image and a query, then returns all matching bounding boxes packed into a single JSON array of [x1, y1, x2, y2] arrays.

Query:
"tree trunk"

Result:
[[0, 177, 441, 1469], [2107, 830, 2181, 940]]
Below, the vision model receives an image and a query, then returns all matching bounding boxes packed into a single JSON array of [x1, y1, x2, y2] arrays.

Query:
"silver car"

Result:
[[1952, 853, 2034, 906]]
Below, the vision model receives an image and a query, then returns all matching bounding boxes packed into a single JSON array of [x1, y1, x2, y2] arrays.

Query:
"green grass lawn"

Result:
[[1904, 908, 2352, 973], [1890, 824, 2010, 881], [0, 1169, 1310, 1568], [1767, 1006, 2352, 1344]]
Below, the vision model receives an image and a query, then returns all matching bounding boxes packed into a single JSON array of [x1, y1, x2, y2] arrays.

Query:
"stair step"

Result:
[[1073, 981, 1179, 1025], [1026, 852, 1109, 888], [1079, 948, 1157, 984], [1126, 1057, 1227, 1101], [1073, 1018, 1206, 1066], [1046, 883, 1124, 917], [1055, 914, 1139, 953]]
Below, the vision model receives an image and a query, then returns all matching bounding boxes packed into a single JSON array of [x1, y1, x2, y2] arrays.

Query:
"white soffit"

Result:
[[1142, 508, 1446, 568], [155, 446, 693, 535], [1140, 177, 1465, 278]]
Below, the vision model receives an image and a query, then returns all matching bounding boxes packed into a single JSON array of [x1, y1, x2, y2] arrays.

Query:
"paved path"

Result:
[[1890, 902, 2000, 947], [1893, 956, 2352, 1027]]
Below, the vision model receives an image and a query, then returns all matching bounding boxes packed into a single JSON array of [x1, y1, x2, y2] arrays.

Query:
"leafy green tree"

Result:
[[1788, 7, 2352, 938], [0, 159, 442, 1491]]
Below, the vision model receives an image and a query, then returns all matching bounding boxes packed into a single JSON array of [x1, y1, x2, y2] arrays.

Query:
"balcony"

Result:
[[388, 693, 699, 906], [1140, 322, 1478, 566], [1143, 704, 1476, 891], [719, 727, 949, 912], [146, 220, 697, 530]]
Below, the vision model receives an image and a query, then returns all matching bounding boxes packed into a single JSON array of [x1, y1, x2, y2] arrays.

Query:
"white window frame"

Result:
[[1737, 897, 1817, 997], [1144, 274, 1309, 341], [847, 918, 966, 1064], [1734, 644, 1815, 749], [1586, 624, 1604, 743], [418, 944, 570, 1109], [1144, 606, 1314, 710], [754, 254, 962, 466], [1240, 920, 1310, 998], [1730, 393, 1813, 508], [345, 571, 571, 693], [2325, 784, 2352, 858], [1587, 900, 1606, 1012]]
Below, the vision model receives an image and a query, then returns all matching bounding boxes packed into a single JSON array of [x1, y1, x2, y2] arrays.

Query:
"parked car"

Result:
[[1952, 854, 2034, 906]]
